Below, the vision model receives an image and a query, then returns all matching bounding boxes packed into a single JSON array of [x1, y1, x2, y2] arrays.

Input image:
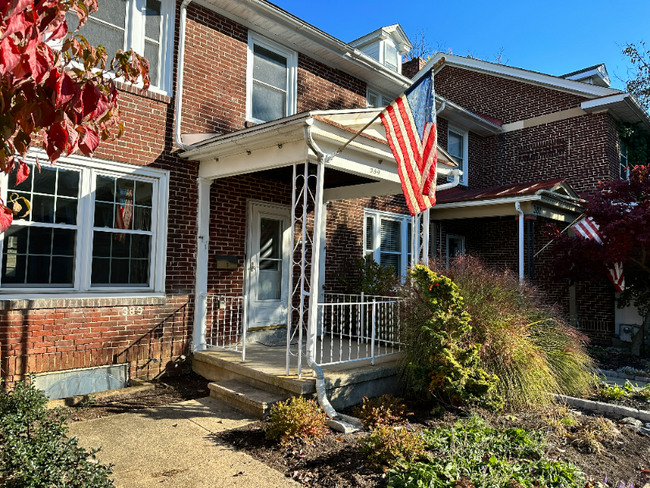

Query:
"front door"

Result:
[[246, 202, 291, 330]]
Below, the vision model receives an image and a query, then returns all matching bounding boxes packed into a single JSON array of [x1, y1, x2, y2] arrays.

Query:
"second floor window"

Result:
[[65, 0, 173, 93], [448, 127, 468, 186], [247, 33, 297, 124]]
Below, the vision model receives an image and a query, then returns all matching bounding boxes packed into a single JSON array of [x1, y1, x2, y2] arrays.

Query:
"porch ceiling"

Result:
[[179, 109, 458, 201]]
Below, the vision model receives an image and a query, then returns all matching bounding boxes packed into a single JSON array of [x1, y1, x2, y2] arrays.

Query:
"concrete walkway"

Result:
[[68, 397, 299, 488]]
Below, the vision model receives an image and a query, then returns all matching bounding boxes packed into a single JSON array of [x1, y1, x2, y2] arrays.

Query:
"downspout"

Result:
[[437, 168, 461, 191], [515, 202, 524, 284], [174, 0, 194, 151], [303, 121, 338, 418]]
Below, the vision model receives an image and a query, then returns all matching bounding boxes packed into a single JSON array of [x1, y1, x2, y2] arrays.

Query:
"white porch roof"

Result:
[[179, 108, 459, 201]]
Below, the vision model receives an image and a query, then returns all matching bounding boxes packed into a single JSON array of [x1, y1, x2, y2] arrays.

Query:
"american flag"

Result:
[[380, 68, 437, 216], [573, 217, 625, 292]]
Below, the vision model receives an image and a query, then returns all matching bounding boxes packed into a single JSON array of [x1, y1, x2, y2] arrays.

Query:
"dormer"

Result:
[[561, 64, 610, 88], [349, 24, 412, 74]]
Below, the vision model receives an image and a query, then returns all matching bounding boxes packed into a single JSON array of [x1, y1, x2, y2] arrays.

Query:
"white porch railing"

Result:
[[316, 293, 402, 366], [205, 295, 244, 353]]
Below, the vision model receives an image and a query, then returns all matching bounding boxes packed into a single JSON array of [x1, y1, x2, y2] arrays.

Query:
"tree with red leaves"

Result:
[[547, 165, 650, 353], [0, 0, 149, 232]]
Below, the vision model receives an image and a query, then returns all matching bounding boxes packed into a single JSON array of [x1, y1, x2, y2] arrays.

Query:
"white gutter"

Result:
[[174, 0, 195, 151], [437, 169, 461, 192], [515, 202, 524, 284]]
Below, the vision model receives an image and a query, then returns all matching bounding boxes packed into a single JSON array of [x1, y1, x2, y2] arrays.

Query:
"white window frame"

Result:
[[447, 126, 469, 186], [0, 150, 169, 298], [246, 32, 298, 124], [366, 88, 392, 108], [364, 209, 411, 278], [63, 0, 175, 95]]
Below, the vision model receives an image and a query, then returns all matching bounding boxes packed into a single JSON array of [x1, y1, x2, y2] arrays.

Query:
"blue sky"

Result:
[[272, 0, 649, 91]]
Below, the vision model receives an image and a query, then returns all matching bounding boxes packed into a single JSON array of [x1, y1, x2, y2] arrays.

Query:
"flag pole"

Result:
[[533, 213, 584, 258], [332, 56, 447, 157]]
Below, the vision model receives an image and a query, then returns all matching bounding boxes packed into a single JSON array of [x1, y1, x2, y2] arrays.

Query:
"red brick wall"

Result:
[[435, 66, 588, 124]]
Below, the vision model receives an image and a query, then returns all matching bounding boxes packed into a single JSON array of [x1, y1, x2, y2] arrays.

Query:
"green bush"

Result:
[[389, 415, 586, 488], [0, 379, 114, 488], [337, 257, 399, 295], [353, 395, 411, 429], [265, 396, 329, 445], [399, 265, 501, 410], [358, 424, 427, 470], [432, 256, 595, 410]]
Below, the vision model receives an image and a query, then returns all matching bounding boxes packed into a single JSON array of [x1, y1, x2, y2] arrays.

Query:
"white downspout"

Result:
[[174, 0, 194, 151], [515, 202, 524, 284], [437, 169, 462, 192]]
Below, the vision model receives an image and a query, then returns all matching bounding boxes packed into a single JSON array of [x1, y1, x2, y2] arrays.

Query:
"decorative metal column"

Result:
[[286, 162, 323, 377], [410, 209, 431, 267]]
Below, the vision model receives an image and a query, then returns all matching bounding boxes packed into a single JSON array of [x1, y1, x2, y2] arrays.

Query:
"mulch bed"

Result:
[[65, 372, 211, 421], [219, 408, 650, 488]]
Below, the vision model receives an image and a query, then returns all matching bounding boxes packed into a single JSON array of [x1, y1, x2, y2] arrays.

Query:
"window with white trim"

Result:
[[65, 0, 175, 92], [447, 127, 468, 186], [247, 33, 297, 124], [364, 210, 411, 277], [366, 89, 392, 108], [384, 42, 399, 72], [0, 153, 169, 293]]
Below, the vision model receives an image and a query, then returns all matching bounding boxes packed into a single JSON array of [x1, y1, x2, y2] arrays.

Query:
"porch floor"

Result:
[[193, 340, 402, 409]]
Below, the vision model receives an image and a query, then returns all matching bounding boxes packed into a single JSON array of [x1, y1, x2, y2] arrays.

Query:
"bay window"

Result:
[[0, 152, 169, 294]]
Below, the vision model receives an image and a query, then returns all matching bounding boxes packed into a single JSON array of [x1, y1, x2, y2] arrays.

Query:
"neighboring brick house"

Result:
[[0, 0, 462, 394], [405, 54, 650, 344]]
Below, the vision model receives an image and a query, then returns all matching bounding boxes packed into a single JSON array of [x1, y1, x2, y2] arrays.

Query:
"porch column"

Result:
[[193, 177, 212, 352], [307, 161, 326, 361], [421, 209, 430, 265]]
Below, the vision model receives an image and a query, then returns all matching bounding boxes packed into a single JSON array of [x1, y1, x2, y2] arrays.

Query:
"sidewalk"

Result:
[[68, 396, 299, 488]]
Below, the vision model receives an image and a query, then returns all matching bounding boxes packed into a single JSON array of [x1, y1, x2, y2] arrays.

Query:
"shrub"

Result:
[[399, 265, 501, 410], [353, 395, 411, 429], [265, 396, 329, 445], [0, 379, 114, 488], [430, 255, 595, 410], [358, 424, 427, 469], [595, 382, 628, 401], [390, 415, 585, 488], [337, 257, 399, 295]]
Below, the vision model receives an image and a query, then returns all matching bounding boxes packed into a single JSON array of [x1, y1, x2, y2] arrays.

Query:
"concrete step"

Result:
[[209, 380, 288, 419]]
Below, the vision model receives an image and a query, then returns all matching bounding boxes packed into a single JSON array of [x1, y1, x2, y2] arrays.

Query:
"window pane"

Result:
[[2, 253, 26, 283], [55, 197, 77, 225], [135, 181, 153, 206], [51, 257, 74, 284], [253, 45, 287, 90], [87, 0, 127, 27], [8, 164, 32, 191], [131, 234, 150, 259], [96, 176, 115, 203], [11, 192, 31, 222], [94, 202, 115, 228], [58, 170, 80, 198], [384, 43, 398, 72], [260, 218, 281, 260], [27, 255, 50, 283], [133, 206, 151, 231], [110, 259, 130, 284], [144, 40, 159, 87], [80, 20, 125, 60], [448, 131, 463, 159], [252, 82, 285, 122], [52, 229, 76, 256], [130, 259, 149, 284], [31, 195, 55, 223], [144, 0, 162, 39], [111, 234, 131, 258], [33, 167, 56, 195], [380, 220, 401, 253], [380, 253, 400, 273], [93, 232, 112, 257], [91, 258, 110, 284], [28, 227, 53, 255]]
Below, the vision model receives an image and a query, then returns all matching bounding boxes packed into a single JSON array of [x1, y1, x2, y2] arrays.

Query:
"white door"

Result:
[[246, 202, 291, 329]]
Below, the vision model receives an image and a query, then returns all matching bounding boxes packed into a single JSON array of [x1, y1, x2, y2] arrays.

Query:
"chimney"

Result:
[[401, 57, 427, 79]]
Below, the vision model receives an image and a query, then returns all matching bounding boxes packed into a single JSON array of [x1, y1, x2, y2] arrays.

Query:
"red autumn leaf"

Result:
[[28, 48, 50, 83], [15, 160, 29, 185], [0, 202, 13, 233], [89, 92, 109, 120], [55, 72, 75, 107], [1, 10, 33, 39], [81, 82, 100, 117], [78, 127, 99, 155], [8, 0, 31, 17], [45, 13, 68, 41], [0, 37, 21, 74], [47, 121, 68, 151]]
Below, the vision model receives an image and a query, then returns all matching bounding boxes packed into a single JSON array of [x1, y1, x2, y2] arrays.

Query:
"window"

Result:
[[364, 210, 412, 277], [65, 0, 174, 92], [0, 152, 169, 294], [366, 89, 392, 108], [447, 127, 468, 186], [446, 234, 465, 267], [383, 42, 399, 72], [620, 139, 629, 180], [247, 33, 297, 124]]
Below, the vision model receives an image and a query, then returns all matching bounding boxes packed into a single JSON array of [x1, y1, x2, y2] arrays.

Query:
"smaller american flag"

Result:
[[380, 68, 437, 216], [573, 217, 624, 292]]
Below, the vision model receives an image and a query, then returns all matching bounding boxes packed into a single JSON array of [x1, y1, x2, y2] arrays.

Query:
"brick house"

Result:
[[406, 54, 650, 345], [0, 0, 463, 398]]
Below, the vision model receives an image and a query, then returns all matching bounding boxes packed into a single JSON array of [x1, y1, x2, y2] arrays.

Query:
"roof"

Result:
[[561, 64, 606, 79], [349, 24, 412, 55], [436, 178, 570, 204]]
